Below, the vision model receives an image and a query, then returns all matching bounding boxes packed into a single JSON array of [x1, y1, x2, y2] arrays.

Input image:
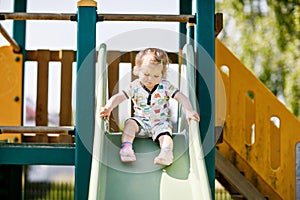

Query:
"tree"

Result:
[[216, 0, 300, 118]]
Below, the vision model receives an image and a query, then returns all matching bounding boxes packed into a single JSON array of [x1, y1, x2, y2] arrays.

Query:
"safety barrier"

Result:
[[216, 39, 300, 199], [0, 49, 179, 143]]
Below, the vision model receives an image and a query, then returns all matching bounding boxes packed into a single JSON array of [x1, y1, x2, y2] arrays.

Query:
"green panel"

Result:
[[0, 144, 75, 165], [99, 134, 189, 200]]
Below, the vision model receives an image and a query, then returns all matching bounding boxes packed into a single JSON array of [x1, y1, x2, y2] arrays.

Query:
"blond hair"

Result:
[[133, 48, 169, 78]]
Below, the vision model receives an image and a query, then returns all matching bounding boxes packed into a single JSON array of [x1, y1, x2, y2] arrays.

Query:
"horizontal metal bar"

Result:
[[100, 14, 195, 22], [0, 126, 75, 135], [0, 12, 75, 21], [0, 12, 195, 22], [0, 23, 21, 52], [0, 143, 75, 165]]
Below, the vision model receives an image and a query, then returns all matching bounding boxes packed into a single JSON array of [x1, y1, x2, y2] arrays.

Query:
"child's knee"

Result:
[[155, 132, 172, 142], [124, 119, 139, 133]]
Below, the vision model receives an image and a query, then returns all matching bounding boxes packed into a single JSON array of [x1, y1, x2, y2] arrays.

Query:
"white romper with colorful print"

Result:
[[123, 79, 179, 141]]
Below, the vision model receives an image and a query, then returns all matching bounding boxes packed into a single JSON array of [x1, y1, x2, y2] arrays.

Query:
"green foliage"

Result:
[[25, 182, 74, 200], [270, 0, 300, 50], [215, 188, 232, 200], [289, 73, 300, 117], [217, 0, 300, 119]]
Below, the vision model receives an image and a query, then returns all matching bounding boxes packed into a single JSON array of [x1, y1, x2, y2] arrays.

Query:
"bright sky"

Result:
[[0, 0, 179, 50]]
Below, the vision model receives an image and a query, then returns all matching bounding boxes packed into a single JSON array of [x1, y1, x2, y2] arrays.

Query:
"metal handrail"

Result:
[[0, 12, 195, 23], [0, 23, 21, 52], [0, 126, 74, 135]]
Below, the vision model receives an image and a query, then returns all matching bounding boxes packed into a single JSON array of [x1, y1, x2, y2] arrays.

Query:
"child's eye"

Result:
[[144, 73, 150, 76], [154, 75, 160, 78]]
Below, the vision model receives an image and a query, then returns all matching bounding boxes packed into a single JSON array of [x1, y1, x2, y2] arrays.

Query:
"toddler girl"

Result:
[[99, 48, 200, 166]]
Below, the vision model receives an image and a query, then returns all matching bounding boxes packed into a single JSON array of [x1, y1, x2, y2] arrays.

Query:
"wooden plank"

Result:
[[215, 150, 265, 200], [36, 50, 50, 126], [101, 14, 194, 22], [25, 49, 179, 129], [22, 135, 74, 144], [107, 51, 121, 132], [26, 50, 176, 63], [215, 13, 223, 37], [59, 50, 74, 125], [26, 50, 76, 61], [130, 52, 137, 117], [0, 126, 74, 134]]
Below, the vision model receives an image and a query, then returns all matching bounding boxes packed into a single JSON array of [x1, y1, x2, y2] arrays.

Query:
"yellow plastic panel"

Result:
[[216, 39, 300, 199], [0, 46, 23, 126]]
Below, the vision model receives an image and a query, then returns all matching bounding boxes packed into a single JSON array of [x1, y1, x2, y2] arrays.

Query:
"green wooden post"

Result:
[[75, 1, 97, 199], [13, 0, 26, 57], [195, 0, 215, 198], [179, 0, 192, 49]]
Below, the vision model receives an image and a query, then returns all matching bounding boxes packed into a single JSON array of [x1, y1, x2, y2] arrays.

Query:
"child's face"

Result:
[[138, 64, 163, 89]]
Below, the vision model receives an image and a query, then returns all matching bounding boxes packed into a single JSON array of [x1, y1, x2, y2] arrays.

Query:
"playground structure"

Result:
[[0, 0, 300, 200]]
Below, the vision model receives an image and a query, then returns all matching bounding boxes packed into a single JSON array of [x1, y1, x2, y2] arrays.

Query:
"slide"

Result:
[[88, 44, 211, 200]]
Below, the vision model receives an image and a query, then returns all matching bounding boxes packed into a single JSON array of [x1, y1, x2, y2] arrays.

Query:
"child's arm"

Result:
[[173, 92, 200, 122], [99, 92, 127, 118]]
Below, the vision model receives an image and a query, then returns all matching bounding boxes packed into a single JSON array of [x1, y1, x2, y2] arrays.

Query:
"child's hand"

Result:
[[99, 107, 112, 118], [186, 110, 200, 122]]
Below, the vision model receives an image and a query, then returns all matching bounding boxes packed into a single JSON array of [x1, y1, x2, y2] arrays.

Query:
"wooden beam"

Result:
[[215, 150, 266, 200], [1, 12, 195, 22], [59, 50, 74, 126], [36, 50, 50, 126], [0, 126, 75, 134], [215, 13, 223, 37], [100, 14, 195, 22]]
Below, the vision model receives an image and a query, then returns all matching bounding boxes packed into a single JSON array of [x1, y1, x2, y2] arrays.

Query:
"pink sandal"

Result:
[[120, 142, 136, 162]]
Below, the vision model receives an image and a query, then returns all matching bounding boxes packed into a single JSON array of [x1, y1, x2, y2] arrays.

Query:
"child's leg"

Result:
[[154, 134, 174, 166], [157, 134, 173, 150], [120, 119, 139, 162], [122, 119, 139, 143]]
